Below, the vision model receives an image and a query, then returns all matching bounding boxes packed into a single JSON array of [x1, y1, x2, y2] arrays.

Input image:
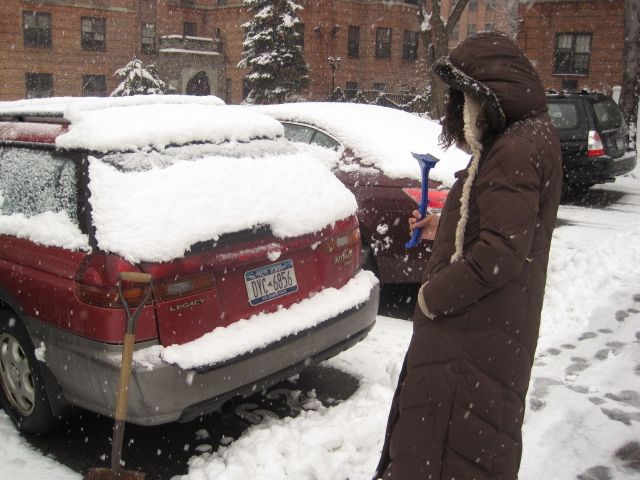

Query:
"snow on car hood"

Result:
[[252, 103, 471, 188], [88, 139, 358, 264]]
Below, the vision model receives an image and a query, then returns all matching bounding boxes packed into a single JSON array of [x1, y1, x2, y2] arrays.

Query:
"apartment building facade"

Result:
[[515, 0, 624, 95], [0, 0, 626, 103], [1, 0, 433, 103]]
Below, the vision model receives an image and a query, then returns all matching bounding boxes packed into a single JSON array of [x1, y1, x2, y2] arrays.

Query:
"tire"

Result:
[[0, 309, 59, 435]]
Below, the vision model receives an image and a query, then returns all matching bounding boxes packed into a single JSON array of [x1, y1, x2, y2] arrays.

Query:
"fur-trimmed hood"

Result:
[[433, 31, 548, 131]]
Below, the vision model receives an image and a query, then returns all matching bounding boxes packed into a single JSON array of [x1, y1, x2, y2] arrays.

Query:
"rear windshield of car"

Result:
[[591, 98, 625, 131], [547, 102, 579, 130]]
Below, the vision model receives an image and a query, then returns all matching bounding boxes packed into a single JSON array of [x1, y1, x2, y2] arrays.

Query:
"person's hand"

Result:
[[409, 211, 440, 241]]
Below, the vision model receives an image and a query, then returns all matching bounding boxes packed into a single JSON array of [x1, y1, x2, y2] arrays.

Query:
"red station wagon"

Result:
[[0, 97, 379, 434]]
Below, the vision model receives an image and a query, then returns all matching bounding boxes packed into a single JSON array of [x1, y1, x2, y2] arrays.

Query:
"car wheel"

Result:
[[362, 242, 379, 277], [0, 309, 59, 435]]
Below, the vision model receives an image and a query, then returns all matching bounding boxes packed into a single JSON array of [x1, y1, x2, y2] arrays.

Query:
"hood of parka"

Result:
[[433, 31, 548, 131]]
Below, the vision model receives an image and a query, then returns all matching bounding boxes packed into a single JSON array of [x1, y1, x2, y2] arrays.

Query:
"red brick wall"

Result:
[[0, 0, 140, 100], [517, 0, 624, 95]]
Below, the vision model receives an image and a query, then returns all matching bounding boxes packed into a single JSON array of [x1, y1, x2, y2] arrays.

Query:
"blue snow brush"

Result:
[[405, 152, 440, 248]]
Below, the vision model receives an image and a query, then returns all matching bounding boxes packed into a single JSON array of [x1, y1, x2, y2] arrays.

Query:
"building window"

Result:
[[554, 33, 591, 75], [402, 30, 418, 61], [141, 23, 156, 53], [81, 17, 106, 51], [218, 0, 227, 5], [82, 75, 106, 97], [346, 81, 358, 100], [295, 23, 305, 52], [373, 83, 387, 92], [561, 79, 579, 90], [23, 11, 51, 48], [25, 73, 53, 98], [450, 25, 459, 41], [468, 24, 477, 37], [487, 0, 497, 10], [184, 22, 197, 37], [375, 28, 391, 59], [404, 0, 419, 5], [485, 23, 494, 32], [469, 0, 478, 11], [348, 26, 360, 58]]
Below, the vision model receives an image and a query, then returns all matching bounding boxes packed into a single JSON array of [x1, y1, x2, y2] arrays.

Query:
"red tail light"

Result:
[[403, 188, 449, 214], [75, 252, 217, 308], [75, 252, 149, 308], [588, 131, 605, 156]]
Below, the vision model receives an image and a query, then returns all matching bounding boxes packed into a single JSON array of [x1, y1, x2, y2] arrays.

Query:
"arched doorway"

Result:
[[186, 70, 211, 96]]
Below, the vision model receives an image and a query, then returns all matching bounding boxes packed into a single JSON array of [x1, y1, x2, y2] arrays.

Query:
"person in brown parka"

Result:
[[374, 32, 563, 480]]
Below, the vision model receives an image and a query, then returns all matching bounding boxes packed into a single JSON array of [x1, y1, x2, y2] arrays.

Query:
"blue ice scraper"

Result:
[[405, 153, 440, 248]]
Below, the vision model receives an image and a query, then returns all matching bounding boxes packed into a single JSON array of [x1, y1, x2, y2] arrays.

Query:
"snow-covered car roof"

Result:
[[251, 102, 471, 188], [0, 97, 358, 263]]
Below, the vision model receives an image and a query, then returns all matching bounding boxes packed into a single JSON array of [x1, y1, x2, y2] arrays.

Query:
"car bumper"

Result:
[[23, 283, 379, 425], [565, 150, 637, 185]]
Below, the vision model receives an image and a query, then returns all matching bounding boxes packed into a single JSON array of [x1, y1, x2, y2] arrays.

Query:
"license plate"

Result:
[[616, 137, 626, 149], [244, 260, 298, 306]]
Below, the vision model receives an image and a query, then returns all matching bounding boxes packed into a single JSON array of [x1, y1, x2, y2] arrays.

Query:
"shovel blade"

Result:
[[84, 468, 146, 480]]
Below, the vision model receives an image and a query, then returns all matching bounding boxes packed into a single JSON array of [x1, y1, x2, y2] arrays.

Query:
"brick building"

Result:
[[516, 0, 624, 95], [0, 0, 434, 103], [0, 0, 626, 103]]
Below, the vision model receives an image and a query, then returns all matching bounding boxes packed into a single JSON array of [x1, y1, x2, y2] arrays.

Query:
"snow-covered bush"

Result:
[[111, 59, 166, 97]]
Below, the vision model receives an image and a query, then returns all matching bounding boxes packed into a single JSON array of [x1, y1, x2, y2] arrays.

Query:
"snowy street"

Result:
[[2, 166, 640, 479]]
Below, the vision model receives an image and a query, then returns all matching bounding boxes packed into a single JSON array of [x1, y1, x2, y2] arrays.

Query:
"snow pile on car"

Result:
[[0, 99, 359, 263], [252, 102, 471, 187]]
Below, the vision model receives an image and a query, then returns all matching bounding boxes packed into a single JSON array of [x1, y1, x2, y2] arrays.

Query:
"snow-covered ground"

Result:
[[3, 130, 640, 480]]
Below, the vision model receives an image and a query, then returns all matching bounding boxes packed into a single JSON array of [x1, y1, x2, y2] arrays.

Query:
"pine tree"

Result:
[[111, 59, 166, 97], [238, 0, 310, 104]]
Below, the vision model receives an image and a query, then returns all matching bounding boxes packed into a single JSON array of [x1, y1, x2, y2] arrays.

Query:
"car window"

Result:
[[592, 98, 624, 130], [0, 147, 78, 224], [547, 102, 579, 129], [311, 131, 340, 151], [283, 123, 315, 144]]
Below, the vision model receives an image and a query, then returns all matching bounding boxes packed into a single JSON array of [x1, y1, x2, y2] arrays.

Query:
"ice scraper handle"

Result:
[[406, 153, 440, 248]]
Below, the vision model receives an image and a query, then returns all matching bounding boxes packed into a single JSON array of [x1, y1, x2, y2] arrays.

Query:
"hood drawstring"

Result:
[[451, 94, 484, 264]]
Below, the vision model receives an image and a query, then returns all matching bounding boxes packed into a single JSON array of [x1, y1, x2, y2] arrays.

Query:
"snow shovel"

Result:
[[84, 272, 154, 480], [405, 152, 440, 248]]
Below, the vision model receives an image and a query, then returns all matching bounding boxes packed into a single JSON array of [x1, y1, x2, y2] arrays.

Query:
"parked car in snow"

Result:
[[252, 103, 469, 284], [546, 90, 637, 196], [0, 96, 379, 434]]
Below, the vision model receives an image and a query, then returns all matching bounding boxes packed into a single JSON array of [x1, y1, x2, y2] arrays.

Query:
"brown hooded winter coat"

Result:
[[375, 32, 563, 480]]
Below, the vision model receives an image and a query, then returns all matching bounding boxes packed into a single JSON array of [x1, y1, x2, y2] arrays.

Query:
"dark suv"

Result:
[[0, 97, 378, 434], [546, 91, 636, 195]]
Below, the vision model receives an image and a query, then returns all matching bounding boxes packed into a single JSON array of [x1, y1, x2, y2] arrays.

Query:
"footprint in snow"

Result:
[[579, 332, 598, 341], [598, 328, 613, 334], [576, 465, 612, 480], [594, 342, 626, 361], [600, 408, 640, 425], [565, 357, 590, 376], [604, 390, 640, 408], [614, 441, 640, 472], [528, 377, 562, 411], [628, 308, 639, 314], [616, 310, 629, 322], [633, 294, 640, 303], [561, 343, 576, 349]]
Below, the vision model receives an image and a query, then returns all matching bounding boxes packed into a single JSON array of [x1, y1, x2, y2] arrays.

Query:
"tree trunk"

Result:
[[419, 0, 470, 120], [620, 0, 640, 131]]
